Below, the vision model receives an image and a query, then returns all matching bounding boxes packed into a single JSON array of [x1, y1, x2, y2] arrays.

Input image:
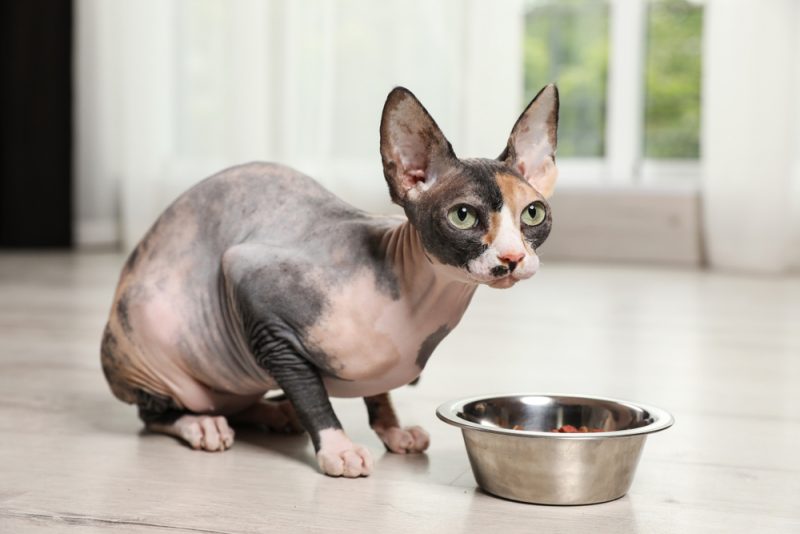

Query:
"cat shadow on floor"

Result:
[[131, 422, 318, 472], [228, 424, 317, 470]]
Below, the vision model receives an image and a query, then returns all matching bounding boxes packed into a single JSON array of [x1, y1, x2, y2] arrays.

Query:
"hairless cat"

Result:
[[101, 85, 559, 477]]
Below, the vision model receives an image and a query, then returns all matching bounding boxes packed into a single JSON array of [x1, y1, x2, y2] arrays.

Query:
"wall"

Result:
[[702, 0, 800, 273], [74, 0, 525, 250]]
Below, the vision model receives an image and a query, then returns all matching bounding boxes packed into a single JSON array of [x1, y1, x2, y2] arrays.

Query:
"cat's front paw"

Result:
[[376, 425, 430, 454], [316, 428, 374, 477]]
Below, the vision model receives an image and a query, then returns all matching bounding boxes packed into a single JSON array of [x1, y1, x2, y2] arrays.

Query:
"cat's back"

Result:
[[124, 162, 366, 273], [167, 162, 361, 250], [102, 162, 382, 409]]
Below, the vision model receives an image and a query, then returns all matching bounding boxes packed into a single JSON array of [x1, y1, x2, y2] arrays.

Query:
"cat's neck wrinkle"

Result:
[[381, 220, 477, 310]]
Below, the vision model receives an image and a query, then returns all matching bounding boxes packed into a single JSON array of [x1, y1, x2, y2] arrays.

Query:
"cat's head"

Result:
[[380, 85, 559, 288]]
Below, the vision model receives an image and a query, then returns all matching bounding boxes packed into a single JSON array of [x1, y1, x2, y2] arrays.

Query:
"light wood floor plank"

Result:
[[1, 252, 798, 533]]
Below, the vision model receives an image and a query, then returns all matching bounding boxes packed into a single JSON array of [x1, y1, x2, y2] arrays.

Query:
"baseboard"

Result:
[[81, 188, 702, 264], [541, 186, 703, 266]]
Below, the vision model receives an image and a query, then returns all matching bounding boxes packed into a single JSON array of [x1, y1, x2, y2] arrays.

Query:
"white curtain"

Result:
[[75, 0, 525, 250], [702, 0, 800, 273]]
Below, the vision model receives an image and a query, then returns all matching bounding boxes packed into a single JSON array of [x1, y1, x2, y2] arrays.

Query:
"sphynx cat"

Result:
[[101, 85, 559, 477]]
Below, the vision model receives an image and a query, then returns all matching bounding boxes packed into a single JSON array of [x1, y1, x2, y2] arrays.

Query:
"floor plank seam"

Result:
[[0, 510, 240, 534]]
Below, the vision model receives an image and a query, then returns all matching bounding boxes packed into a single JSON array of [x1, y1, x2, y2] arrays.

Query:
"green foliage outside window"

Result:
[[524, 0, 609, 158], [644, 0, 703, 158], [523, 0, 703, 160]]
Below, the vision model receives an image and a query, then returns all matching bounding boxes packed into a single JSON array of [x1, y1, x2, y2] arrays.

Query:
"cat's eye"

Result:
[[521, 201, 546, 226], [447, 204, 478, 230]]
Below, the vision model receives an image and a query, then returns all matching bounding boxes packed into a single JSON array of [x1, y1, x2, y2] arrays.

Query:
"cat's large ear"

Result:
[[380, 87, 457, 205], [499, 84, 559, 199]]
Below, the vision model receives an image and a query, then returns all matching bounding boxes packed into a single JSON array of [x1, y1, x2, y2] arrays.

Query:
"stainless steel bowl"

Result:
[[436, 393, 673, 505]]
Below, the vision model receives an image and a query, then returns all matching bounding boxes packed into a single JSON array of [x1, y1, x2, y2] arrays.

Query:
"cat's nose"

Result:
[[498, 251, 525, 272]]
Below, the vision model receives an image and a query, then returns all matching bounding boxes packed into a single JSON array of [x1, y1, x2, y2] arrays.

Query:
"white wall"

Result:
[[702, 0, 800, 273], [76, 0, 800, 272], [74, 0, 525, 250], [74, 0, 122, 246]]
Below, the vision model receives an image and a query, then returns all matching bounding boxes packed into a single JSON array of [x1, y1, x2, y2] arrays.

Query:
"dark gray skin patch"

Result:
[[222, 246, 348, 450], [522, 203, 553, 250], [100, 325, 137, 404], [136, 389, 184, 425], [210, 166, 401, 303], [416, 324, 451, 369], [237, 258, 331, 343], [116, 297, 132, 334], [491, 265, 510, 277], [99, 325, 120, 385], [363, 393, 403, 452], [247, 326, 341, 451], [242, 319, 342, 451], [363, 227, 401, 300], [363, 393, 399, 430], [458, 159, 505, 212]]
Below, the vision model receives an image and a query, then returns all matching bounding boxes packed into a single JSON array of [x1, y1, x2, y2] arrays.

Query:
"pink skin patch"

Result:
[[316, 429, 374, 478]]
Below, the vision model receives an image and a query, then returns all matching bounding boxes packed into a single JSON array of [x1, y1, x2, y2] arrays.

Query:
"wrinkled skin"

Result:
[[101, 85, 560, 477]]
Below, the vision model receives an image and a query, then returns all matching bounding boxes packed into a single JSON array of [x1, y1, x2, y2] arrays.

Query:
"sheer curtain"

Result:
[[702, 0, 800, 273], [75, 0, 524, 249]]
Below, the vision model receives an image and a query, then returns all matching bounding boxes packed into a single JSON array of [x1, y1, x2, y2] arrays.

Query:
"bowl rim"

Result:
[[436, 392, 675, 439]]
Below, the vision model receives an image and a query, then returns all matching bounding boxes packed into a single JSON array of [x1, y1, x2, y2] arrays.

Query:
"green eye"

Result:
[[447, 204, 478, 229], [521, 201, 546, 226]]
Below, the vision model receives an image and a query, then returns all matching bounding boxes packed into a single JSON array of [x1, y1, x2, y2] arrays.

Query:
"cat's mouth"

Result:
[[487, 275, 519, 289], [464, 251, 540, 288], [482, 263, 539, 288]]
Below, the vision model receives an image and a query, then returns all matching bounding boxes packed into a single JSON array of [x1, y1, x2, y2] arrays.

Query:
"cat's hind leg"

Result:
[[364, 392, 429, 454], [137, 390, 235, 452], [147, 414, 235, 452]]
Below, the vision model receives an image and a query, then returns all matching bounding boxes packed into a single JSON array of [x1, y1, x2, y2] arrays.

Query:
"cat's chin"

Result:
[[487, 276, 519, 289]]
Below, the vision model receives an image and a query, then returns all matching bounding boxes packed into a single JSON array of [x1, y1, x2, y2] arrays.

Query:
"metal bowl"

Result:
[[436, 393, 673, 505]]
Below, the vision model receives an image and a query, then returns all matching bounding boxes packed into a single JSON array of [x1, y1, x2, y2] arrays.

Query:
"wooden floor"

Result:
[[0, 251, 798, 533]]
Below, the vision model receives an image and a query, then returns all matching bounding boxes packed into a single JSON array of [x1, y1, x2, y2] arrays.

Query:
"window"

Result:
[[523, 0, 703, 182], [524, 0, 609, 158]]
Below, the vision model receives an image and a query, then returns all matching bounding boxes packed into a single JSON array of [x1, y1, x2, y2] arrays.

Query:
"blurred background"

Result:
[[1, 0, 799, 274]]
